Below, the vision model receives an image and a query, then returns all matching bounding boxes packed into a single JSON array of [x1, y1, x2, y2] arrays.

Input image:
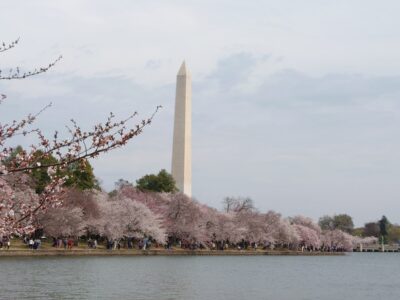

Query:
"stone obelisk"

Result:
[[171, 61, 192, 197]]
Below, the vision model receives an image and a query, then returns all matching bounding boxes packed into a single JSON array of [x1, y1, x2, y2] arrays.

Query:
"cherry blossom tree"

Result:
[[291, 216, 322, 249], [212, 212, 241, 242], [115, 184, 170, 216], [88, 192, 166, 243], [321, 229, 354, 251], [259, 211, 286, 245], [321, 229, 377, 252], [35, 188, 101, 238], [274, 218, 300, 248], [165, 193, 207, 243], [233, 210, 264, 243], [0, 174, 39, 236], [37, 206, 85, 238], [0, 38, 160, 235], [354, 236, 378, 246]]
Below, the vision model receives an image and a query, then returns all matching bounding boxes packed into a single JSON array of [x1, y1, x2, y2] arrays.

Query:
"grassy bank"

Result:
[[0, 249, 345, 257], [0, 239, 345, 257], [0, 248, 345, 257]]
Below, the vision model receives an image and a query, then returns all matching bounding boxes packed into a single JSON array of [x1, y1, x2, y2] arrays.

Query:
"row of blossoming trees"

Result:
[[0, 38, 377, 252], [34, 184, 377, 252]]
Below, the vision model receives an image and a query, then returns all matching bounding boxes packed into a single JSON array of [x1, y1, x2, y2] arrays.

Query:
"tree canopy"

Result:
[[9, 148, 99, 193], [63, 160, 99, 190], [136, 169, 177, 193], [332, 214, 354, 233], [30, 150, 59, 194], [379, 215, 390, 237], [318, 214, 354, 233]]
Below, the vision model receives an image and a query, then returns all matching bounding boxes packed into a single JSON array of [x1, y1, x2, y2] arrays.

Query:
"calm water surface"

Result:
[[0, 253, 399, 300]]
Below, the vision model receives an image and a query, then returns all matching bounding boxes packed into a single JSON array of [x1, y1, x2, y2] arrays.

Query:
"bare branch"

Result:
[[0, 38, 19, 53], [3, 105, 162, 174], [0, 55, 62, 80]]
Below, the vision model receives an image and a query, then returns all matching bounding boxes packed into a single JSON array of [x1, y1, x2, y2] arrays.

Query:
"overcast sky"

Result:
[[1, 1, 400, 226]]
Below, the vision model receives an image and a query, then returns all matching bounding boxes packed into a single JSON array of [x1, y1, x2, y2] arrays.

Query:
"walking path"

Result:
[[0, 248, 345, 257]]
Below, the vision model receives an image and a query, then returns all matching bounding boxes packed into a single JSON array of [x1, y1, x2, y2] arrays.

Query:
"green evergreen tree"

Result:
[[63, 159, 100, 190], [379, 215, 390, 243], [3, 145, 24, 167], [18, 149, 99, 193], [136, 169, 177, 193], [30, 150, 59, 194], [332, 214, 354, 233]]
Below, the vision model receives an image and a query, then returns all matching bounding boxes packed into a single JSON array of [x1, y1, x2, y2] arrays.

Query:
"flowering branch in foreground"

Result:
[[0, 104, 161, 235], [0, 38, 161, 235]]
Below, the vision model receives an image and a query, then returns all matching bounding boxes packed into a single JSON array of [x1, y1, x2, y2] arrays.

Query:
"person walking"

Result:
[[29, 238, 34, 249], [34, 239, 41, 249], [143, 238, 148, 250], [67, 238, 73, 250]]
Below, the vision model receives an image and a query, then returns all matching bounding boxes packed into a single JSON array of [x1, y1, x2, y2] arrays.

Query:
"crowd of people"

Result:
[[51, 237, 75, 249], [23, 237, 42, 249], [0, 234, 371, 253]]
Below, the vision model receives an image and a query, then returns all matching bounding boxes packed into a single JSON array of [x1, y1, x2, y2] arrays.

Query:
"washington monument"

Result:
[[171, 61, 192, 197]]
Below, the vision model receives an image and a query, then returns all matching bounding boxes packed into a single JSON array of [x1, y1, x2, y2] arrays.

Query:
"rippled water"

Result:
[[0, 253, 399, 300]]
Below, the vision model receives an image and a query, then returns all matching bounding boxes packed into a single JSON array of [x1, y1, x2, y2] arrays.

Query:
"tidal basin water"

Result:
[[0, 253, 399, 300]]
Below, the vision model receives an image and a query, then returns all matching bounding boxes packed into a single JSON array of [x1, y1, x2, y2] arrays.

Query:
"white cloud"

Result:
[[2, 1, 400, 225]]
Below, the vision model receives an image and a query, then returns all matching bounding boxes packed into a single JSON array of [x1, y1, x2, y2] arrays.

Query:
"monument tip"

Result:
[[177, 61, 188, 76]]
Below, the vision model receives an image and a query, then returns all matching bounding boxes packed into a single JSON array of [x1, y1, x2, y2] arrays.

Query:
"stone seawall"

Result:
[[0, 249, 346, 257]]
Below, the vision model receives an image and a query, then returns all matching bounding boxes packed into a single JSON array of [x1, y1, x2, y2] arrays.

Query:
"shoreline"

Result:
[[0, 249, 346, 257]]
